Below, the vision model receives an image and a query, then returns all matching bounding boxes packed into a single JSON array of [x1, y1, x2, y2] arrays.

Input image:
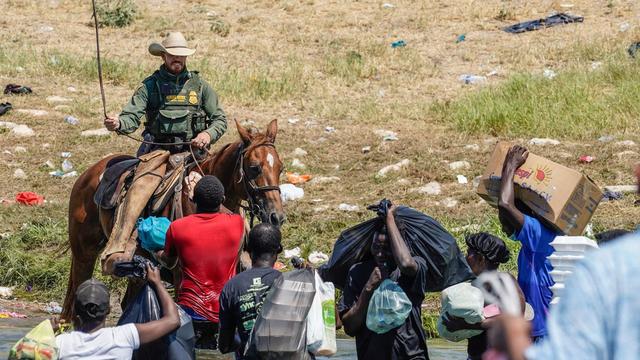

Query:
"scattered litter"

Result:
[[459, 74, 486, 85], [615, 140, 636, 147], [604, 185, 637, 194], [397, 178, 411, 186], [456, 175, 468, 184], [503, 13, 583, 34], [338, 203, 359, 212], [16, 109, 48, 117], [13, 169, 27, 179], [0, 102, 12, 116], [3, 150, 12, 156], [442, 198, 459, 208], [487, 69, 499, 77], [46, 95, 71, 103], [378, 89, 386, 97], [602, 190, 623, 202], [377, 159, 411, 177], [62, 158, 73, 172], [619, 22, 631, 32], [4, 84, 32, 95], [44, 160, 55, 169], [10, 125, 35, 137], [274, 261, 286, 271], [529, 138, 560, 146], [451, 224, 482, 233], [64, 115, 79, 125], [591, 62, 602, 70], [464, 144, 480, 152], [49, 152, 76, 178], [67, 86, 76, 92], [382, 3, 395, 9], [456, 34, 466, 43], [308, 251, 329, 265], [362, 146, 371, 153], [449, 161, 471, 170], [374, 129, 398, 141], [286, 172, 312, 185], [0, 287, 13, 298], [543, 69, 557, 79], [284, 247, 302, 259], [15, 66, 24, 72], [0, 121, 17, 129], [313, 205, 329, 213], [292, 147, 307, 157], [598, 135, 615, 143], [579, 155, 594, 164], [15, 192, 44, 206], [280, 184, 304, 203], [290, 158, 306, 169], [287, 118, 300, 125], [391, 40, 406, 48], [383, 134, 398, 141], [81, 128, 110, 137], [0, 311, 27, 319], [325, 126, 336, 133], [310, 176, 340, 184], [61, 171, 78, 178], [628, 42, 640, 58], [560, 3, 574, 8], [411, 181, 441, 195], [44, 301, 62, 314], [38, 25, 54, 32], [14, 146, 26, 153]]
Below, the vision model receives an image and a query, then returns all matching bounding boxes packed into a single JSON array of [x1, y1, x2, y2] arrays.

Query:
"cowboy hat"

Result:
[[148, 32, 196, 57]]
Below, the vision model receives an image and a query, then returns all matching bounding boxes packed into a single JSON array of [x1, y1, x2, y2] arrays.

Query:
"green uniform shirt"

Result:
[[118, 65, 227, 144]]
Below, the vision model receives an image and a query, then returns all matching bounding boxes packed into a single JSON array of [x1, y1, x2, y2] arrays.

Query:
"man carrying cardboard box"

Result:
[[498, 145, 556, 341]]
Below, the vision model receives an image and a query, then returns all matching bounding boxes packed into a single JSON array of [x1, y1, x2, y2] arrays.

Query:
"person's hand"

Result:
[[146, 263, 162, 286], [50, 316, 65, 333], [387, 203, 397, 219], [191, 131, 211, 149], [364, 267, 383, 293], [505, 145, 529, 170], [104, 115, 120, 131], [486, 314, 531, 357], [442, 312, 471, 332]]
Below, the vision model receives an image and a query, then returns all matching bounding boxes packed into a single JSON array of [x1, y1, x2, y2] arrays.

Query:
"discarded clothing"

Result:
[[113, 255, 153, 278], [504, 13, 584, 34], [602, 190, 623, 202], [0, 102, 12, 116], [4, 84, 32, 95], [15, 192, 44, 206], [0, 310, 27, 319]]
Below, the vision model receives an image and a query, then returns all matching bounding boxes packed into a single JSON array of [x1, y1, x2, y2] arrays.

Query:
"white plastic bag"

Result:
[[306, 271, 337, 356]]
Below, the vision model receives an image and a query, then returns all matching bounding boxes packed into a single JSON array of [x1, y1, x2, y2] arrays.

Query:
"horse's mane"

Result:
[[201, 131, 274, 173]]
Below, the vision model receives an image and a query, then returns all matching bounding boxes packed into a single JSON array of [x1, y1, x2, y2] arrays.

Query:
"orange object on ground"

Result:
[[286, 172, 312, 184], [274, 261, 286, 271], [15, 192, 44, 206]]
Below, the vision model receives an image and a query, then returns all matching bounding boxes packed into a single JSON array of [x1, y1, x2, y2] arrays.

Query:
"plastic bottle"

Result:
[[64, 115, 79, 125]]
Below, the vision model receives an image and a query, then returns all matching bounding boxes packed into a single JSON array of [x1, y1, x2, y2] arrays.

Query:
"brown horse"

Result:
[[61, 119, 285, 320]]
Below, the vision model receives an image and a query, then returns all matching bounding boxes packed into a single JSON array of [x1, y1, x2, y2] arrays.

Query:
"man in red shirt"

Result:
[[155, 175, 244, 349]]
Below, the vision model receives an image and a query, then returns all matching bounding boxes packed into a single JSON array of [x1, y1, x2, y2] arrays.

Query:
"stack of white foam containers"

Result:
[[547, 236, 599, 305]]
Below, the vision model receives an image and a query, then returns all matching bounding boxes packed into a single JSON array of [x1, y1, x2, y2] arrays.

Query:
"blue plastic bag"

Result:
[[366, 279, 412, 334], [137, 216, 171, 252]]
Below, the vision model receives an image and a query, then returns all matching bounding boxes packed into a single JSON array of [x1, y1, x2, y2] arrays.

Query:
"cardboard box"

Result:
[[477, 142, 603, 236]]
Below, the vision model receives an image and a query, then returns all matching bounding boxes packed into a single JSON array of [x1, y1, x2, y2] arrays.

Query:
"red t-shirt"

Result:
[[164, 212, 244, 323]]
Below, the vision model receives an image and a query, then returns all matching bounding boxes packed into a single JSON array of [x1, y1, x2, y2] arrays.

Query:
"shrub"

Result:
[[95, 0, 137, 28]]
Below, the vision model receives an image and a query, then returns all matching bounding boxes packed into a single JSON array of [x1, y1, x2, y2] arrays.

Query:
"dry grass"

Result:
[[1, 0, 640, 330]]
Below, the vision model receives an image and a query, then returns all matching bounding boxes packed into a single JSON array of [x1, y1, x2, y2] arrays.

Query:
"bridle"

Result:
[[236, 142, 281, 227]]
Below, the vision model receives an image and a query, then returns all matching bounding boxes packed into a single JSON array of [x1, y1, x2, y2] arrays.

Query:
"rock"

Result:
[[484, 137, 498, 144], [473, 176, 482, 189], [442, 197, 458, 208], [46, 95, 72, 103], [543, 69, 557, 79], [13, 169, 27, 179], [616, 151, 638, 158], [16, 109, 48, 117], [382, 3, 395, 8], [81, 128, 110, 137], [0, 121, 18, 129], [292, 147, 307, 157], [412, 181, 441, 195], [10, 125, 35, 137], [14, 146, 26, 153], [0, 286, 13, 298], [457, 175, 468, 184], [44, 160, 56, 169], [308, 251, 329, 265], [362, 146, 371, 154], [39, 25, 54, 32], [338, 203, 359, 212], [397, 178, 411, 186], [377, 159, 410, 177], [529, 138, 560, 146], [325, 126, 336, 133], [374, 129, 397, 138], [279, 184, 304, 203], [309, 176, 340, 184], [615, 140, 637, 147], [15, 66, 24, 72], [464, 144, 480, 152], [287, 118, 300, 125], [67, 86, 77, 92], [598, 135, 615, 143], [54, 105, 71, 111], [449, 161, 471, 170], [604, 185, 638, 194], [241, 119, 255, 127], [313, 205, 330, 213], [291, 158, 306, 169]]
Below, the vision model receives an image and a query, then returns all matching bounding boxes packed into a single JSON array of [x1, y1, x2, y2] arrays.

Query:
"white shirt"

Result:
[[56, 323, 140, 360]]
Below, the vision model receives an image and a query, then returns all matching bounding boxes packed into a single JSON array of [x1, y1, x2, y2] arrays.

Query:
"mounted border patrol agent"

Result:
[[100, 32, 228, 269]]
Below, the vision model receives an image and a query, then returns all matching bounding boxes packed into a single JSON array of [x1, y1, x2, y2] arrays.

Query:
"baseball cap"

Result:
[[74, 278, 110, 320]]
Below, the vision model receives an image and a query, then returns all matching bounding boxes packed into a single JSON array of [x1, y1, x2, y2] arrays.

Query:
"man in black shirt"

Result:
[[218, 223, 283, 359], [338, 204, 430, 360]]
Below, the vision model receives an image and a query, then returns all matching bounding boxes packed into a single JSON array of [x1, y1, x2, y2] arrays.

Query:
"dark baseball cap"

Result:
[[74, 278, 110, 320]]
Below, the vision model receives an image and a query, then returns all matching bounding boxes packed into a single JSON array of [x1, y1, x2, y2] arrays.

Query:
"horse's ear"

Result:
[[266, 119, 277, 143], [235, 119, 252, 145]]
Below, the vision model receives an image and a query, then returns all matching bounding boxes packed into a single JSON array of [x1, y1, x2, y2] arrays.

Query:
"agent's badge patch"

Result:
[[188, 91, 198, 105]]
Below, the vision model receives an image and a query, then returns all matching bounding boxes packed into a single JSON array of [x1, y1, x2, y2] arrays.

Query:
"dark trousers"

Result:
[[192, 320, 219, 350]]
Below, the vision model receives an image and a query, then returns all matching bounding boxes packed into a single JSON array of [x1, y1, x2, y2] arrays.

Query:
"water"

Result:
[[1, 318, 466, 359]]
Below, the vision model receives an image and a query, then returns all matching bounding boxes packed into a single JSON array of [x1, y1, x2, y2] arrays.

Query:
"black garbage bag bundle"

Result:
[[319, 199, 473, 291], [245, 268, 315, 360], [117, 283, 196, 360]]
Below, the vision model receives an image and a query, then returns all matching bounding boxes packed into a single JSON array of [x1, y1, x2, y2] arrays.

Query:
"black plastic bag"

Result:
[[245, 268, 315, 360], [117, 284, 196, 360], [319, 200, 473, 291]]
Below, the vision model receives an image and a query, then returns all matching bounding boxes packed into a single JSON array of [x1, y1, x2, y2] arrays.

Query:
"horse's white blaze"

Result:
[[266, 153, 275, 168]]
